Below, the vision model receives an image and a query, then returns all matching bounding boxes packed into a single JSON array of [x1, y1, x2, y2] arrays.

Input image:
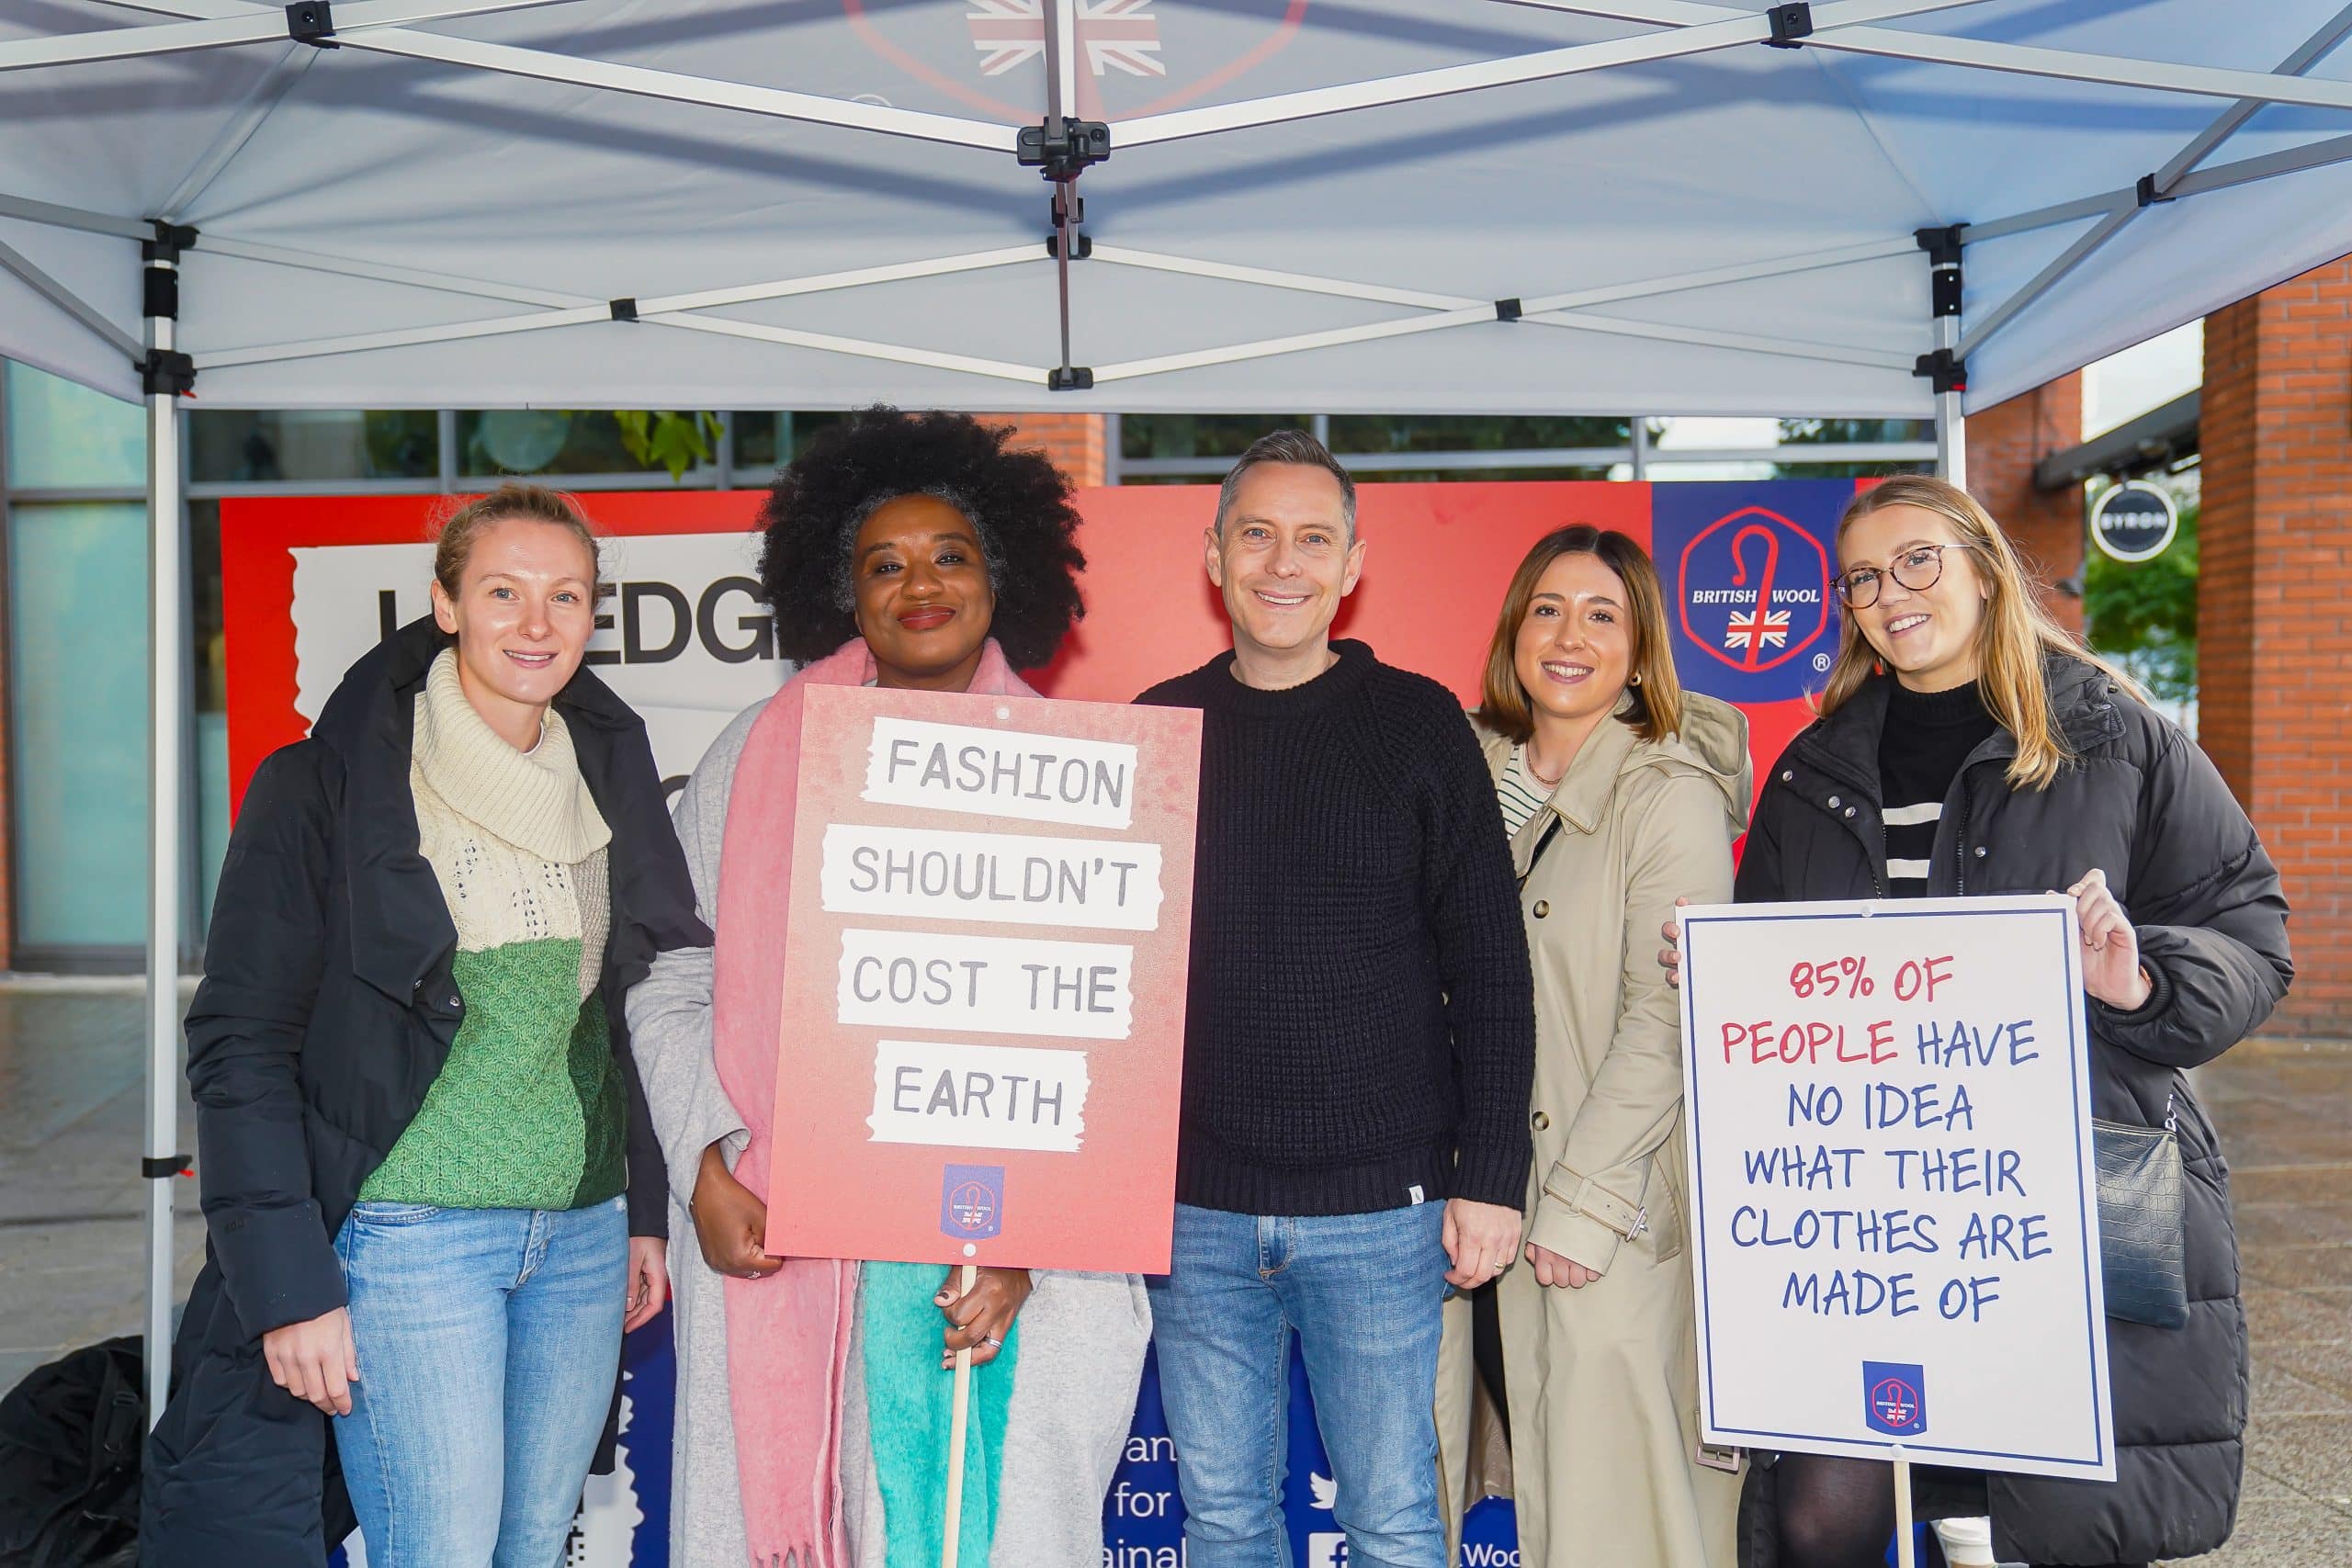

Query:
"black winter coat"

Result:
[[1736, 656, 2291, 1566], [141, 618, 708, 1567]]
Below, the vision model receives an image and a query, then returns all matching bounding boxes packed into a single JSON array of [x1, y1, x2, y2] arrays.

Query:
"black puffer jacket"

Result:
[[141, 617, 708, 1566], [1736, 655, 2291, 1566]]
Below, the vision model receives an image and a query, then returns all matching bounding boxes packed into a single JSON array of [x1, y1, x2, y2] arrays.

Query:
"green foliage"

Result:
[[612, 410, 725, 480], [2083, 488, 2199, 705]]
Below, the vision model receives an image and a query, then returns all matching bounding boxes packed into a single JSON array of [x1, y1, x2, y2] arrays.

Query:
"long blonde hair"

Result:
[[1820, 476, 2137, 790]]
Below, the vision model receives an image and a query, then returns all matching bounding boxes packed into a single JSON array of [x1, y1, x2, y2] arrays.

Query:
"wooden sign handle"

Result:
[[1892, 1448, 1916, 1568], [941, 1262, 980, 1568]]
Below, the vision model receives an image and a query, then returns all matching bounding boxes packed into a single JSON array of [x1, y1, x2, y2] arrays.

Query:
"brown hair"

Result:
[[1215, 428, 1358, 540], [1820, 475, 2139, 790], [431, 482, 601, 598], [1477, 525, 1683, 745]]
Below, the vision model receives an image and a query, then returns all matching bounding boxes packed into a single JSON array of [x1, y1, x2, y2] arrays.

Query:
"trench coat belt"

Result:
[[1542, 1167, 1648, 1239]]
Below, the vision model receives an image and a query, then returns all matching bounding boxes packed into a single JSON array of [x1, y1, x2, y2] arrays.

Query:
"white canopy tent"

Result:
[[3, 0, 2349, 1416]]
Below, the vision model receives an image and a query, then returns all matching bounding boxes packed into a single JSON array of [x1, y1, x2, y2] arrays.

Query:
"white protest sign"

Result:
[[1678, 895, 2113, 1480]]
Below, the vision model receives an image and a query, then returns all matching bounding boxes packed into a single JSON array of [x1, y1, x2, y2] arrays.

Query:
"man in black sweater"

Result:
[[1136, 430, 1535, 1568]]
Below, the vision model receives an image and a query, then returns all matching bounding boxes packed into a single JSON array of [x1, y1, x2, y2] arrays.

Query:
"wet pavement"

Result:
[[2, 983, 2345, 1563]]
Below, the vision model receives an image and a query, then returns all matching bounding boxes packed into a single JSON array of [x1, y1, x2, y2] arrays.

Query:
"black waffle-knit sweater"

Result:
[[1878, 678, 1998, 897], [1137, 639, 1535, 1215]]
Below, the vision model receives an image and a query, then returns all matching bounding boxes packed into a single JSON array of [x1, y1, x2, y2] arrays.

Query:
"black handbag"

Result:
[[2090, 1095, 2188, 1330]]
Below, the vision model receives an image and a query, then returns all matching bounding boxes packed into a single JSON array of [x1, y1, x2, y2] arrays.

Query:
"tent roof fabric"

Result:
[[4, 0, 2350, 415]]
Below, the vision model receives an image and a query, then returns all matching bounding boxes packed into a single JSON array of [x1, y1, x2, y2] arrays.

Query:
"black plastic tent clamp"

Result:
[[1913, 223, 1964, 268], [1019, 118, 1111, 181], [1766, 4, 1814, 47], [139, 349, 197, 397], [2136, 174, 2177, 208], [1047, 366, 1094, 391], [141, 1155, 190, 1179], [142, 220, 198, 265], [286, 2, 338, 47], [1914, 347, 1967, 395], [1046, 231, 1091, 260], [608, 297, 639, 321], [1494, 298, 1523, 321]]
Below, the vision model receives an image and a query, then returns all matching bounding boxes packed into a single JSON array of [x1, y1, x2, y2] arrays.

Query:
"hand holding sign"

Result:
[[2063, 869, 2152, 1011]]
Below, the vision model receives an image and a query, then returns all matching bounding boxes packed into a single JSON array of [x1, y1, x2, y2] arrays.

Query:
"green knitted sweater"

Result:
[[361, 650, 622, 1211]]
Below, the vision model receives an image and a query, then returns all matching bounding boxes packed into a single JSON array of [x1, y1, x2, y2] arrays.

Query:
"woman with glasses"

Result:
[[1715, 476, 2290, 1568]]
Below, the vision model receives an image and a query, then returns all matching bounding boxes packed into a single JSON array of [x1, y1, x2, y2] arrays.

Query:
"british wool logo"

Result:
[[1654, 482, 1849, 705]]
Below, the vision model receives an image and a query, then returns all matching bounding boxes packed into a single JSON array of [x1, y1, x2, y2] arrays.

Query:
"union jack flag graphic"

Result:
[[1724, 607, 1792, 651], [967, 0, 1165, 80]]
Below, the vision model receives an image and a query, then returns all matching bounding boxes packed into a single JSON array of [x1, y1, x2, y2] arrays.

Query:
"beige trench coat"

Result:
[[1438, 694, 1751, 1568]]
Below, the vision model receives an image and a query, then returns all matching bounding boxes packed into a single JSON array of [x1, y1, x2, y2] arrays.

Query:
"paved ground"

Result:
[[2, 982, 2345, 1563]]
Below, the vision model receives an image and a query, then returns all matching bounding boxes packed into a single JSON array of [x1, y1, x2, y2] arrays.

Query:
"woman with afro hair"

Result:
[[626, 407, 1150, 1568]]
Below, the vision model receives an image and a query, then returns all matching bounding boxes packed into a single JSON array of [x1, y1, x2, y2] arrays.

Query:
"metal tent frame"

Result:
[[0, 0, 2347, 1419]]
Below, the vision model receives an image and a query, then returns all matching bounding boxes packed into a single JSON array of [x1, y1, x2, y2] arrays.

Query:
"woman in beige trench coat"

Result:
[[1438, 525, 1751, 1568]]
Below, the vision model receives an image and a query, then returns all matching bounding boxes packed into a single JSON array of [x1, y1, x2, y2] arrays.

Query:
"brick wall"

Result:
[[990, 412, 1106, 489], [1964, 370, 2086, 632], [2199, 255, 2352, 1037]]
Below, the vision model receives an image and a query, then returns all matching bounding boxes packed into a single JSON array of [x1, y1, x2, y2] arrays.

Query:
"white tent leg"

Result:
[[143, 277, 186, 1427], [1934, 310, 1966, 490]]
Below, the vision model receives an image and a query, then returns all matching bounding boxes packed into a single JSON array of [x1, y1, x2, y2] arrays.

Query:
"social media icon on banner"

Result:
[[940, 1164, 1005, 1240], [1306, 1531, 1349, 1567], [1862, 1360, 1928, 1436]]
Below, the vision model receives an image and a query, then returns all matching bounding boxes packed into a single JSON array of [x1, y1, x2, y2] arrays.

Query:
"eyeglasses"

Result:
[[1836, 543, 1968, 608]]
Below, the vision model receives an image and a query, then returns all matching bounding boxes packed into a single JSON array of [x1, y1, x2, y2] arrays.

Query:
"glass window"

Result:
[[189, 410, 436, 483], [189, 502, 230, 926], [3, 362, 146, 491], [731, 412, 781, 473], [458, 411, 681, 478], [1120, 415, 1312, 462], [1326, 415, 1632, 454], [1357, 465, 1620, 483], [8, 502, 150, 950]]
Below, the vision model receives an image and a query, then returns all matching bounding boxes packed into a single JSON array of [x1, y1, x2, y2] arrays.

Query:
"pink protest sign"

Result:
[[760, 682, 1201, 1273]]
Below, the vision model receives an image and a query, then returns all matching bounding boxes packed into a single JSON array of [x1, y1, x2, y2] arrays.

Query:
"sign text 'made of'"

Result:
[[763, 684, 1202, 1274], [1678, 896, 2114, 1480]]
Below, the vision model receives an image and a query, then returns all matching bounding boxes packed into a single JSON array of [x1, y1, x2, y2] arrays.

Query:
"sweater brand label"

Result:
[[865, 716, 1137, 830]]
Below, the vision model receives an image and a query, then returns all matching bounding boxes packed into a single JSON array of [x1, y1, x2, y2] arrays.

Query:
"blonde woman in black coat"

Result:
[[1688, 476, 2290, 1568]]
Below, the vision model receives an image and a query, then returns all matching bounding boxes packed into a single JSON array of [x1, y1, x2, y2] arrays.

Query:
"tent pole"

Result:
[[1934, 312, 1965, 489], [141, 246, 188, 1427]]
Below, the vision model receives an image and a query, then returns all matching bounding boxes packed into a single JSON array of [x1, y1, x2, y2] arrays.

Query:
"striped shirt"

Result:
[[1496, 741, 1555, 838], [1877, 679, 1996, 897]]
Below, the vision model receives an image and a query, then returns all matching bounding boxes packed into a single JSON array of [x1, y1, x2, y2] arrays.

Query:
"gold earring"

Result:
[[1629, 671, 1643, 686]]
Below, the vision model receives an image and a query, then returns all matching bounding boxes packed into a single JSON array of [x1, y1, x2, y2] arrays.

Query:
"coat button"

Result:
[[1532, 900, 1550, 918], [1781, 770, 1793, 783], [448, 996, 463, 1010], [1826, 795, 1841, 809], [1844, 807, 1856, 818], [1532, 1111, 1551, 1132], [1973, 846, 1987, 859]]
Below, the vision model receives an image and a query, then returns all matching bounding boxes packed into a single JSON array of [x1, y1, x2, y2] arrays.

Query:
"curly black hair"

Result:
[[756, 406, 1088, 670]]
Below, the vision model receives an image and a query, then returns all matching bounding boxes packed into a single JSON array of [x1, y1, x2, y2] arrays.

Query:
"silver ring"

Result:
[[979, 1335, 1003, 1349]]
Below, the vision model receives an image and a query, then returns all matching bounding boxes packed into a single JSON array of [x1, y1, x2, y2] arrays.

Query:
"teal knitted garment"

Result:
[[861, 1261, 1022, 1568]]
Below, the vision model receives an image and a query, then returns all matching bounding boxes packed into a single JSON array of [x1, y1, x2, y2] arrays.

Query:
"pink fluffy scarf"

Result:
[[710, 636, 1036, 1567]]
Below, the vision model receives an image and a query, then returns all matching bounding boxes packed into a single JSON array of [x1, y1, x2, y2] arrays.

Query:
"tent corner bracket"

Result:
[[1047, 366, 1094, 391], [286, 2, 341, 49], [139, 348, 197, 398], [142, 220, 198, 265], [1766, 5, 1814, 50], [1046, 231, 1091, 260], [1020, 118, 1111, 181], [1914, 348, 1966, 395]]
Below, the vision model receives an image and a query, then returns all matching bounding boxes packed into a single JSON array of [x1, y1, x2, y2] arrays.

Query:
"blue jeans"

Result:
[[1148, 1201, 1451, 1568], [331, 1197, 626, 1567]]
